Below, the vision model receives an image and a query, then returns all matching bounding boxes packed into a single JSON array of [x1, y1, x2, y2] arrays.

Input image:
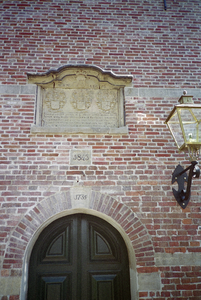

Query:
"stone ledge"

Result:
[[138, 272, 161, 291], [0, 84, 36, 95], [125, 87, 201, 98], [155, 252, 201, 266], [30, 125, 129, 134], [0, 276, 21, 295], [0, 85, 200, 99]]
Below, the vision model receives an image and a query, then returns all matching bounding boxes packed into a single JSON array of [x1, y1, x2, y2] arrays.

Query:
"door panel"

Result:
[[40, 275, 71, 300], [90, 226, 116, 260], [46, 231, 68, 258], [90, 272, 121, 300], [41, 223, 72, 263], [28, 214, 131, 300]]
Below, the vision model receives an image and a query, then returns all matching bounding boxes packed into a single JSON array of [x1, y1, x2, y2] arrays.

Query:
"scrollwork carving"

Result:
[[28, 65, 132, 133]]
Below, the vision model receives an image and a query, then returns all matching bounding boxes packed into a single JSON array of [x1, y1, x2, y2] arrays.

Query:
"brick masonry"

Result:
[[0, 0, 201, 299]]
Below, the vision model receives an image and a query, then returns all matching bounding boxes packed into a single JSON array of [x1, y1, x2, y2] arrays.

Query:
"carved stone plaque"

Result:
[[28, 65, 132, 134], [70, 186, 91, 208], [70, 149, 91, 165]]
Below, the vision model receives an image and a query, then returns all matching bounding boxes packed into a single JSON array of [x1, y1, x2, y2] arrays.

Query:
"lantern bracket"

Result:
[[172, 161, 200, 209]]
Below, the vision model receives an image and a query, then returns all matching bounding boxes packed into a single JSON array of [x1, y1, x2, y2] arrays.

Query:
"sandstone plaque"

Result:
[[70, 149, 91, 165], [70, 186, 91, 208], [28, 65, 132, 134]]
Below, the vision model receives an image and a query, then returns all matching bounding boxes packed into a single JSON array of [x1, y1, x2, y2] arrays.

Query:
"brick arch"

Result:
[[3, 189, 156, 275]]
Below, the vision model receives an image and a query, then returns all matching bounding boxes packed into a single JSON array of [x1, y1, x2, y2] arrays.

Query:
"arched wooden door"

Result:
[[27, 214, 131, 300]]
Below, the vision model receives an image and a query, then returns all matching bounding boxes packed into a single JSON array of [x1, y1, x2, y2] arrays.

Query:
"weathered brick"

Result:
[[1, 1, 201, 299]]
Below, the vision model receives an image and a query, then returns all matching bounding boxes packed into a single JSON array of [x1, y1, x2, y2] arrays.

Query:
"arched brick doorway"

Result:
[[27, 213, 131, 300], [2, 189, 156, 299]]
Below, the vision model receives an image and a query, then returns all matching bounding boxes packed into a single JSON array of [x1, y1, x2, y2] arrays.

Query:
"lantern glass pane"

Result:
[[192, 108, 201, 143], [179, 108, 201, 144], [167, 110, 184, 149]]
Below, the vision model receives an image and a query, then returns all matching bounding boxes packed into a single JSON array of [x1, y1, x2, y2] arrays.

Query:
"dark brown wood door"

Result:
[[27, 214, 131, 300]]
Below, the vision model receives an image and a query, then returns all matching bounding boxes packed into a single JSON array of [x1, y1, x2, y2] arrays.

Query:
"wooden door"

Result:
[[27, 214, 131, 300]]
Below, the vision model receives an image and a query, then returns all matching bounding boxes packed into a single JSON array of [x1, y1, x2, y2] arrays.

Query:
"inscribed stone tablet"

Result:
[[70, 149, 91, 165], [28, 65, 132, 134]]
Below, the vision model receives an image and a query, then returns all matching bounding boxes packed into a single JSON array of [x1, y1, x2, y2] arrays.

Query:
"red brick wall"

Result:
[[0, 1, 201, 299], [1, 0, 201, 87]]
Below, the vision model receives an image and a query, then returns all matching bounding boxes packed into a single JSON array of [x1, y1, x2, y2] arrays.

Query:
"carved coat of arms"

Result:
[[45, 89, 66, 110], [28, 65, 132, 133], [71, 90, 93, 110], [96, 90, 117, 111]]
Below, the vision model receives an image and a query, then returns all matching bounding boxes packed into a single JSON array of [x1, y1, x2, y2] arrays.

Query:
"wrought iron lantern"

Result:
[[165, 92, 201, 209]]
